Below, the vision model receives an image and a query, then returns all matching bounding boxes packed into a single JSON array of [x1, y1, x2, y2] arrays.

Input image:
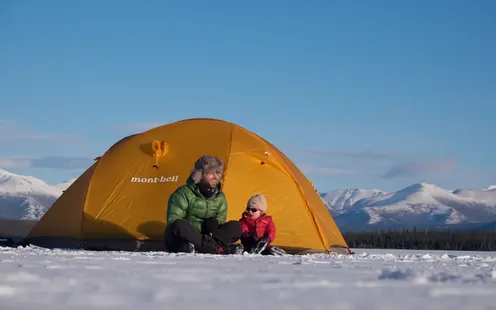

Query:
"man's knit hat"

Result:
[[247, 193, 267, 213], [190, 155, 224, 184]]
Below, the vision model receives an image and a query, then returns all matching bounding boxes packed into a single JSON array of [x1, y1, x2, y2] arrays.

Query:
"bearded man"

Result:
[[164, 155, 243, 254]]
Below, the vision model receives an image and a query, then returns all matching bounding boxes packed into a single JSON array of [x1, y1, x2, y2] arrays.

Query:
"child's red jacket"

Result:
[[239, 213, 276, 244]]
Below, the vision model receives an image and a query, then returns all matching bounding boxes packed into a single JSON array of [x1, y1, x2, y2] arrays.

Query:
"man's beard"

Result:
[[198, 177, 219, 198], [201, 177, 219, 189]]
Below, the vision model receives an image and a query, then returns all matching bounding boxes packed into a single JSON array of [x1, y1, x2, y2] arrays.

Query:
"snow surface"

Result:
[[0, 247, 495, 309]]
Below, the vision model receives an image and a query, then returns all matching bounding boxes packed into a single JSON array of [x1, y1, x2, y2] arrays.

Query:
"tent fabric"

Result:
[[25, 118, 350, 255]]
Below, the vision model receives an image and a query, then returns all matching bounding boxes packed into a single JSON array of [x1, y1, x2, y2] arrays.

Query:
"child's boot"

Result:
[[249, 236, 269, 254], [268, 246, 286, 256]]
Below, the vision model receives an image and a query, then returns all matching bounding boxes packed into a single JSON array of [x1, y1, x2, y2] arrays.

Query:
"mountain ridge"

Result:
[[1, 169, 496, 232], [0, 169, 73, 220], [321, 182, 496, 231]]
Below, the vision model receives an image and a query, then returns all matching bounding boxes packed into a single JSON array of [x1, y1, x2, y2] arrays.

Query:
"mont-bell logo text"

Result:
[[131, 175, 179, 183]]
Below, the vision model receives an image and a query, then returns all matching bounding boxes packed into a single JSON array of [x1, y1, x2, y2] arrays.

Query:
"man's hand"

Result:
[[201, 217, 219, 235]]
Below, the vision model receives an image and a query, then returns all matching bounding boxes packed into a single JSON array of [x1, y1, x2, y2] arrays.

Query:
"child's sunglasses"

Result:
[[246, 207, 259, 213]]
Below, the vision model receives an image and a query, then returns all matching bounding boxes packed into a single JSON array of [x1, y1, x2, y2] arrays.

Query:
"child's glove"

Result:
[[249, 234, 270, 254], [241, 232, 258, 245]]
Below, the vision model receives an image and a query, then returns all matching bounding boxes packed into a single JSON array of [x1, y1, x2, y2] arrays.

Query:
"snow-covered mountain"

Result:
[[0, 169, 75, 220], [321, 188, 387, 216], [52, 178, 77, 192], [2, 168, 496, 232], [0, 169, 63, 197], [452, 186, 496, 202], [324, 183, 496, 231]]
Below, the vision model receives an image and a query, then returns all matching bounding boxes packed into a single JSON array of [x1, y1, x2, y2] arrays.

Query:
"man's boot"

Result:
[[218, 243, 244, 255], [177, 242, 195, 253]]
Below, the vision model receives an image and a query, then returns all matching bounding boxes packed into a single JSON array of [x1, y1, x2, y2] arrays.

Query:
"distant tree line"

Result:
[[343, 227, 496, 251]]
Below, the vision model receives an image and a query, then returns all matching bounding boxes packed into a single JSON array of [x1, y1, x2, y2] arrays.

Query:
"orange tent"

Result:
[[25, 118, 349, 254]]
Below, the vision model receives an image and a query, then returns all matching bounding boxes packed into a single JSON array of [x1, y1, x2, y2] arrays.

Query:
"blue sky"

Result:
[[1, 0, 495, 192]]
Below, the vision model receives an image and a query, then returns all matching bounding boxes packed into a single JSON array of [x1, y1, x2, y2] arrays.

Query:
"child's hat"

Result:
[[247, 194, 267, 213]]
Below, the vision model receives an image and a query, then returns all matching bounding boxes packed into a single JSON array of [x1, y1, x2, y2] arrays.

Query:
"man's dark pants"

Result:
[[164, 219, 241, 254]]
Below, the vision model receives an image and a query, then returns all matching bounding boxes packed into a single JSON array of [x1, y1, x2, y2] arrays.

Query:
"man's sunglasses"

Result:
[[246, 207, 259, 213]]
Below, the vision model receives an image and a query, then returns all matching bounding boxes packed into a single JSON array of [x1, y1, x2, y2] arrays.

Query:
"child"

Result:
[[239, 194, 285, 255]]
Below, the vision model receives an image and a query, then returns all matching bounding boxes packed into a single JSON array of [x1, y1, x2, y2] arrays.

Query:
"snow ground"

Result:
[[1, 247, 496, 310]]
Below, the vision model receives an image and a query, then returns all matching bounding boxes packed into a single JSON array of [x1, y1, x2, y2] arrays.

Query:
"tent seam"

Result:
[[275, 154, 329, 252], [236, 126, 330, 251], [222, 123, 234, 192], [80, 160, 102, 243]]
